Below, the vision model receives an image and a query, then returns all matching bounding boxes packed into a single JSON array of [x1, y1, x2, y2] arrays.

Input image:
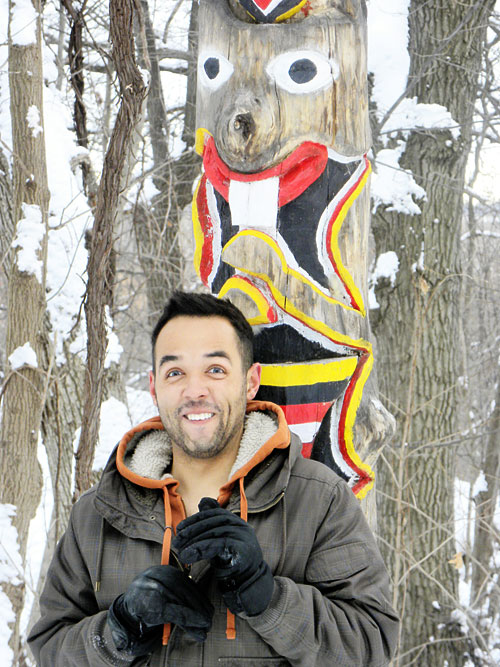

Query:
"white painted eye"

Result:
[[198, 51, 234, 90], [266, 50, 337, 94]]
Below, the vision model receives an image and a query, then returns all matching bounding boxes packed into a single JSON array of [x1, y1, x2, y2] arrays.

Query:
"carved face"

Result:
[[196, 0, 369, 172]]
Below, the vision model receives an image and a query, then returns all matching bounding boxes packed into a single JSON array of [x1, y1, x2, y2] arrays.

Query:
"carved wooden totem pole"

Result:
[[193, 0, 380, 498]]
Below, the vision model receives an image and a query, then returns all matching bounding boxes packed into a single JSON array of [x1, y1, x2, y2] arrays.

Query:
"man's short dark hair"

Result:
[[151, 291, 254, 372]]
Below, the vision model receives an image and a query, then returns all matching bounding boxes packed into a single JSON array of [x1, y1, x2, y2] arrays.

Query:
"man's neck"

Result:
[[171, 443, 239, 516]]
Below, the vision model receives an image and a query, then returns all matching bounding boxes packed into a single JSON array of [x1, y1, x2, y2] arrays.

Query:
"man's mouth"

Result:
[[184, 412, 215, 422]]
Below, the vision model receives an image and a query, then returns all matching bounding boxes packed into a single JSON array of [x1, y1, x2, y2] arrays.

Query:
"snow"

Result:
[[368, 2, 458, 216], [369, 250, 400, 308], [9, 0, 38, 46], [73, 388, 154, 473], [104, 306, 123, 369], [367, 0, 410, 117], [8, 342, 38, 370], [26, 105, 43, 138], [371, 143, 426, 215], [472, 470, 488, 497], [11, 204, 45, 282], [380, 96, 460, 143], [411, 242, 425, 273], [93, 397, 133, 471], [20, 437, 53, 640], [0, 505, 23, 664]]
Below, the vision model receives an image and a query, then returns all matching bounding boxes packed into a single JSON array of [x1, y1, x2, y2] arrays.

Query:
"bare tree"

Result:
[[73, 0, 148, 499], [371, 1, 496, 665], [1, 0, 50, 661]]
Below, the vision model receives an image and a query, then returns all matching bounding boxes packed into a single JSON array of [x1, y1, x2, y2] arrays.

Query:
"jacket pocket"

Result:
[[306, 541, 371, 581], [218, 659, 290, 666]]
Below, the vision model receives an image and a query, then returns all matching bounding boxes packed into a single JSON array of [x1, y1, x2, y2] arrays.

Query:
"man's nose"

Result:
[[182, 373, 209, 399]]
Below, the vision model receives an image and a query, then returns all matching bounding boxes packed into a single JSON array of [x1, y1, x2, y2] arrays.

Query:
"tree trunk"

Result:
[[1, 0, 50, 660], [470, 379, 500, 621], [74, 0, 148, 499], [372, 1, 496, 664]]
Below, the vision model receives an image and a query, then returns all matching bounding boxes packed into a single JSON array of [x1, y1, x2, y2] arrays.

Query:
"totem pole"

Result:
[[192, 0, 385, 499]]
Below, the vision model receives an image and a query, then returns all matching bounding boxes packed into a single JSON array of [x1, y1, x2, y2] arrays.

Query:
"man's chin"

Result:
[[179, 440, 224, 459]]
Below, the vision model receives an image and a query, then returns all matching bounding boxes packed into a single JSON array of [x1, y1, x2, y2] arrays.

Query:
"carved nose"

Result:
[[233, 113, 256, 142]]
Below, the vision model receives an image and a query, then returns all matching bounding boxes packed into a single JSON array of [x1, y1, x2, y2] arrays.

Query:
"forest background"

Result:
[[0, 0, 499, 665]]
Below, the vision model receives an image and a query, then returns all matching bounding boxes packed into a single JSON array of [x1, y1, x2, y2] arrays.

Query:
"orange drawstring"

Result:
[[239, 477, 248, 521], [225, 478, 249, 640], [160, 479, 249, 642], [162, 487, 173, 645]]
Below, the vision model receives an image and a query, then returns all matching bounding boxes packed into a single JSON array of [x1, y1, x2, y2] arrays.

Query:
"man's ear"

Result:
[[246, 362, 261, 400], [149, 370, 158, 406]]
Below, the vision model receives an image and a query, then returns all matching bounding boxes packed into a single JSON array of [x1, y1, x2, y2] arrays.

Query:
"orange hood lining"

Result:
[[115, 400, 290, 495]]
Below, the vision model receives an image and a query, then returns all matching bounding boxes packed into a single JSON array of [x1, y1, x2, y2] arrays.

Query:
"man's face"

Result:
[[149, 315, 261, 460]]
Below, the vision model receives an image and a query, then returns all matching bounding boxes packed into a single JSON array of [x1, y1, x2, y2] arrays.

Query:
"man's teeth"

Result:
[[186, 413, 213, 421]]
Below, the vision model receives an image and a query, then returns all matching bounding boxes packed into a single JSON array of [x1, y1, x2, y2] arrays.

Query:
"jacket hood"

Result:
[[94, 400, 298, 532], [114, 400, 292, 506]]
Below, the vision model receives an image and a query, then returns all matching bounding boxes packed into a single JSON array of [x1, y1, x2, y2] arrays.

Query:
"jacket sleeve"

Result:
[[27, 509, 143, 667], [244, 478, 399, 667]]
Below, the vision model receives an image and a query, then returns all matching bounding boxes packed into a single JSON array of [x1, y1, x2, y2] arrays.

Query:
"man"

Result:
[[29, 291, 399, 666]]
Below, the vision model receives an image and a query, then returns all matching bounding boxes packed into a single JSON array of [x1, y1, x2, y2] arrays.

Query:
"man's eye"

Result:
[[166, 369, 182, 378], [208, 366, 225, 375]]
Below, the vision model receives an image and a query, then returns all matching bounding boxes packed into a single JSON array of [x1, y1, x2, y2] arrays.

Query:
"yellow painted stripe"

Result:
[[195, 127, 212, 156], [218, 277, 272, 326], [223, 230, 361, 313], [344, 351, 375, 498], [276, 0, 308, 22], [328, 161, 371, 317], [260, 357, 358, 387]]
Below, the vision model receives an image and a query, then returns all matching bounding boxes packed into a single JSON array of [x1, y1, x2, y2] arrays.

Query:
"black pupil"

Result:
[[288, 59, 317, 84], [204, 58, 220, 80]]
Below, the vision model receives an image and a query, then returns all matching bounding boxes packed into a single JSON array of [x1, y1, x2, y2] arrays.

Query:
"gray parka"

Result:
[[28, 401, 399, 666]]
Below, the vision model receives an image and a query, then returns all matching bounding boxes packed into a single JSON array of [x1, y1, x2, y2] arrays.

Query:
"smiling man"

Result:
[[29, 291, 398, 666]]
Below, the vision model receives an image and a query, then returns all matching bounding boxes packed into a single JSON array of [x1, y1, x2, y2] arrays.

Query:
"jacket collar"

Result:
[[94, 400, 298, 531]]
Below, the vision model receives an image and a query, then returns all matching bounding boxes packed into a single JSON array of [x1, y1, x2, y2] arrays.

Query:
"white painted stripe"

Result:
[[288, 421, 321, 444], [229, 177, 279, 230], [206, 181, 222, 287]]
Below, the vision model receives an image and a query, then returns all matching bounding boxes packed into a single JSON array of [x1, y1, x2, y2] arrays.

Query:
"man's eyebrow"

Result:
[[158, 354, 178, 368], [205, 351, 231, 361], [157, 351, 231, 368]]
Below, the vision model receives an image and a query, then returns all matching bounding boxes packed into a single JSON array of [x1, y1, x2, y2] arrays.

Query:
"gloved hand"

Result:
[[107, 565, 214, 656], [173, 497, 274, 617]]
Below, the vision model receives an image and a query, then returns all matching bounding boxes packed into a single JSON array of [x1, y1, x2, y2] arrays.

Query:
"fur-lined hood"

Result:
[[123, 407, 280, 483]]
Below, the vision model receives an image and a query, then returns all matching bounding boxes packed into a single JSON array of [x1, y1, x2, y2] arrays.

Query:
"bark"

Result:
[[60, 0, 99, 206], [1, 0, 50, 661], [470, 380, 500, 624], [73, 0, 148, 499], [0, 147, 14, 277], [372, 1, 496, 664]]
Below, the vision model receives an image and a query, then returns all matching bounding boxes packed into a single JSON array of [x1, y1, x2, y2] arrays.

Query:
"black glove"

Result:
[[173, 497, 274, 617], [107, 565, 214, 656]]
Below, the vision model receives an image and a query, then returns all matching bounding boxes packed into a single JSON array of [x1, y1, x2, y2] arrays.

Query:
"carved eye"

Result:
[[266, 50, 337, 94], [198, 51, 234, 90]]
